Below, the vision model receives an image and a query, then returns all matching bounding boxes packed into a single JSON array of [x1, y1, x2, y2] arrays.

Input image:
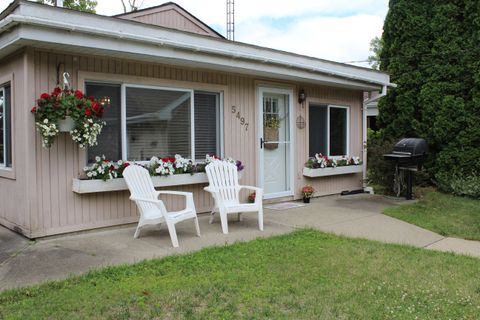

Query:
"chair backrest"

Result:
[[205, 161, 239, 203], [123, 165, 164, 218]]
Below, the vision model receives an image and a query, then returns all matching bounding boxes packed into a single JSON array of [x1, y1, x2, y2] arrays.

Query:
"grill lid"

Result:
[[392, 138, 429, 156]]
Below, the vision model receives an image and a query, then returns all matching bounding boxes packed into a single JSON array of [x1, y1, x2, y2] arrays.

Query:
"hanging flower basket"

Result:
[[31, 87, 105, 148]]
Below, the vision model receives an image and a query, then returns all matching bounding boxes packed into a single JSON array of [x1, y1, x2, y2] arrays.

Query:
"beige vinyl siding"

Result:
[[300, 86, 364, 197], [118, 5, 222, 38], [0, 50, 34, 236], [0, 48, 364, 238]]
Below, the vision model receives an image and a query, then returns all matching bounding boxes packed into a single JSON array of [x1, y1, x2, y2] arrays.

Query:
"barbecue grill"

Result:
[[383, 138, 429, 200]]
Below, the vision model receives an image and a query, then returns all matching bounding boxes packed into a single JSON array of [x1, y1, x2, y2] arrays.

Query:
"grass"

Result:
[[1, 230, 479, 319], [384, 189, 480, 240]]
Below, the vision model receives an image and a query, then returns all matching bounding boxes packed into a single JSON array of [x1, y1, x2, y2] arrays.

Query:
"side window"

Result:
[[0, 83, 12, 167], [329, 107, 348, 156], [309, 104, 349, 157], [308, 104, 328, 156]]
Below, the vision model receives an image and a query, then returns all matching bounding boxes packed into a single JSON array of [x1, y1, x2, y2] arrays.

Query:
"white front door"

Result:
[[258, 88, 294, 199]]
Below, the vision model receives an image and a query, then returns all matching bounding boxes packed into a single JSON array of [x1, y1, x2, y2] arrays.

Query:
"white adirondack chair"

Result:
[[204, 161, 263, 234], [123, 165, 200, 247]]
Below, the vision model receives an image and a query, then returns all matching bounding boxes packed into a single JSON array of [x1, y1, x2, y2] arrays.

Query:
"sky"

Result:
[[0, 0, 389, 67]]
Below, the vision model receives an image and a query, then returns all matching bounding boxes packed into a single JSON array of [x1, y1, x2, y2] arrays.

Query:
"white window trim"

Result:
[[0, 74, 15, 180], [309, 104, 350, 159], [0, 86, 5, 167], [87, 81, 223, 163], [326, 104, 350, 159]]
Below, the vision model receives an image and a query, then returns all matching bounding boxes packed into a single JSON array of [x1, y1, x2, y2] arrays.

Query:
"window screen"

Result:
[[194, 92, 219, 160], [126, 87, 191, 161], [309, 104, 328, 156], [329, 107, 347, 156], [86, 83, 122, 162]]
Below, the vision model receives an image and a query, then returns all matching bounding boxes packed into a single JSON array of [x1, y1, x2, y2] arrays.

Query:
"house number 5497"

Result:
[[231, 106, 249, 131]]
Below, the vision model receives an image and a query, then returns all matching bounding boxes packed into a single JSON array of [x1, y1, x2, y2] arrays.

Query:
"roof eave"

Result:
[[0, 1, 392, 90]]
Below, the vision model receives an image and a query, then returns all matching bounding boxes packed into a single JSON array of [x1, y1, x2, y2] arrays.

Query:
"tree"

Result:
[[37, 0, 97, 13], [120, 0, 144, 13], [367, 36, 382, 70], [377, 0, 480, 196]]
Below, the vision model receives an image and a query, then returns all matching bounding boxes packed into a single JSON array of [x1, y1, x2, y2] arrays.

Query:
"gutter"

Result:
[[362, 85, 390, 193], [0, 14, 395, 88]]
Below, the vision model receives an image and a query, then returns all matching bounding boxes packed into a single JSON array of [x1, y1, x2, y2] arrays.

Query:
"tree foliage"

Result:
[[367, 36, 382, 70], [37, 0, 97, 13], [120, 0, 144, 13], [376, 0, 480, 193]]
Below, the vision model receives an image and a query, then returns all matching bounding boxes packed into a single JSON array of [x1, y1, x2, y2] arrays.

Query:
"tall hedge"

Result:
[[377, 0, 480, 193]]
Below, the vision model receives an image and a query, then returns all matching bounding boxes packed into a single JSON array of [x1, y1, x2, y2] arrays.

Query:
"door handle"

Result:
[[260, 137, 264, 149]]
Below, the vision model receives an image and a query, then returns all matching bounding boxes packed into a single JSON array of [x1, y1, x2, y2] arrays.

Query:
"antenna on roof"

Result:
[[226, 0, 235, 41]]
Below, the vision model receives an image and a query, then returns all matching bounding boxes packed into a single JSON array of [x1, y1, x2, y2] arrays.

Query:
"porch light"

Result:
[[298, 89, 306, 105]]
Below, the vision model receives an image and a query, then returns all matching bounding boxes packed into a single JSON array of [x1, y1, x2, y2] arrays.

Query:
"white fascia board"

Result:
[[1, 2, 391, 89], [6, 25, 381, 90]]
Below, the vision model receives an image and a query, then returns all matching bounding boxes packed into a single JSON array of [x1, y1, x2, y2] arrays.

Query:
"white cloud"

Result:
[[0, 0, 388, 66], [238, 14, 385, 65]]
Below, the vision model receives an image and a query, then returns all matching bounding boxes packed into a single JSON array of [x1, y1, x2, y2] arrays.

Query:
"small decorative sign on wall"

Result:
[[296, 115, 306, 129], [231, 105, 249, 131]]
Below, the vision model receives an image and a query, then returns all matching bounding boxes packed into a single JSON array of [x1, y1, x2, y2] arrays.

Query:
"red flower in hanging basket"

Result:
[[31, 106, 37, 113], [84, 108, 92, 117], [40, 93, 50, 100], [74, 90, 84, 99], [92, 102, 101, 113], [52, 87, 62, 97]]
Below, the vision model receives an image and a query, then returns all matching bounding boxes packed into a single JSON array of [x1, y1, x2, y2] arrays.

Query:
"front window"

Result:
[[0, 83, 12, 167], [86, 83, 221, 163], [309, 104, 349, 157], [86, 83, 122, 162]]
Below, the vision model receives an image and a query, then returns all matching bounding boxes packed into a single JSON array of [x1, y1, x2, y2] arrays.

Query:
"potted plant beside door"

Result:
[[264, 116, 280, 150], [301, 185, 315, 203]]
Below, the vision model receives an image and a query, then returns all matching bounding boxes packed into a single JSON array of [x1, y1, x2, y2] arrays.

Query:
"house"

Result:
[[0, 0, 392, 238]]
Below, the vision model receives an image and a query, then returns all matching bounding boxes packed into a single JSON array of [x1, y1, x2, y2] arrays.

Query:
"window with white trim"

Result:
[[309, 104, 349, 157], [86, 83, 222, 163], [0, 83, 12, 167]]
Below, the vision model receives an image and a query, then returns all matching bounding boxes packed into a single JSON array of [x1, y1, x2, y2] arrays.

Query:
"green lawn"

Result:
[[384, 190, 480, 240], [1, 230, 479, 319]]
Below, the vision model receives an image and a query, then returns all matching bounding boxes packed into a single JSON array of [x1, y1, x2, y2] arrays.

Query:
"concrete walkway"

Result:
[[1, 194, 479, 291]]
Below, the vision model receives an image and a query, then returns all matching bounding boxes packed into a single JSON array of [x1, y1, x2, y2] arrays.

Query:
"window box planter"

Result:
[[72, 173, 209, 194], [302, 165, 362, 178]]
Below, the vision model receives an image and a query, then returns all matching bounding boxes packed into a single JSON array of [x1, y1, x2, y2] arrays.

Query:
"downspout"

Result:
[[362, 85, 388, 193]]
